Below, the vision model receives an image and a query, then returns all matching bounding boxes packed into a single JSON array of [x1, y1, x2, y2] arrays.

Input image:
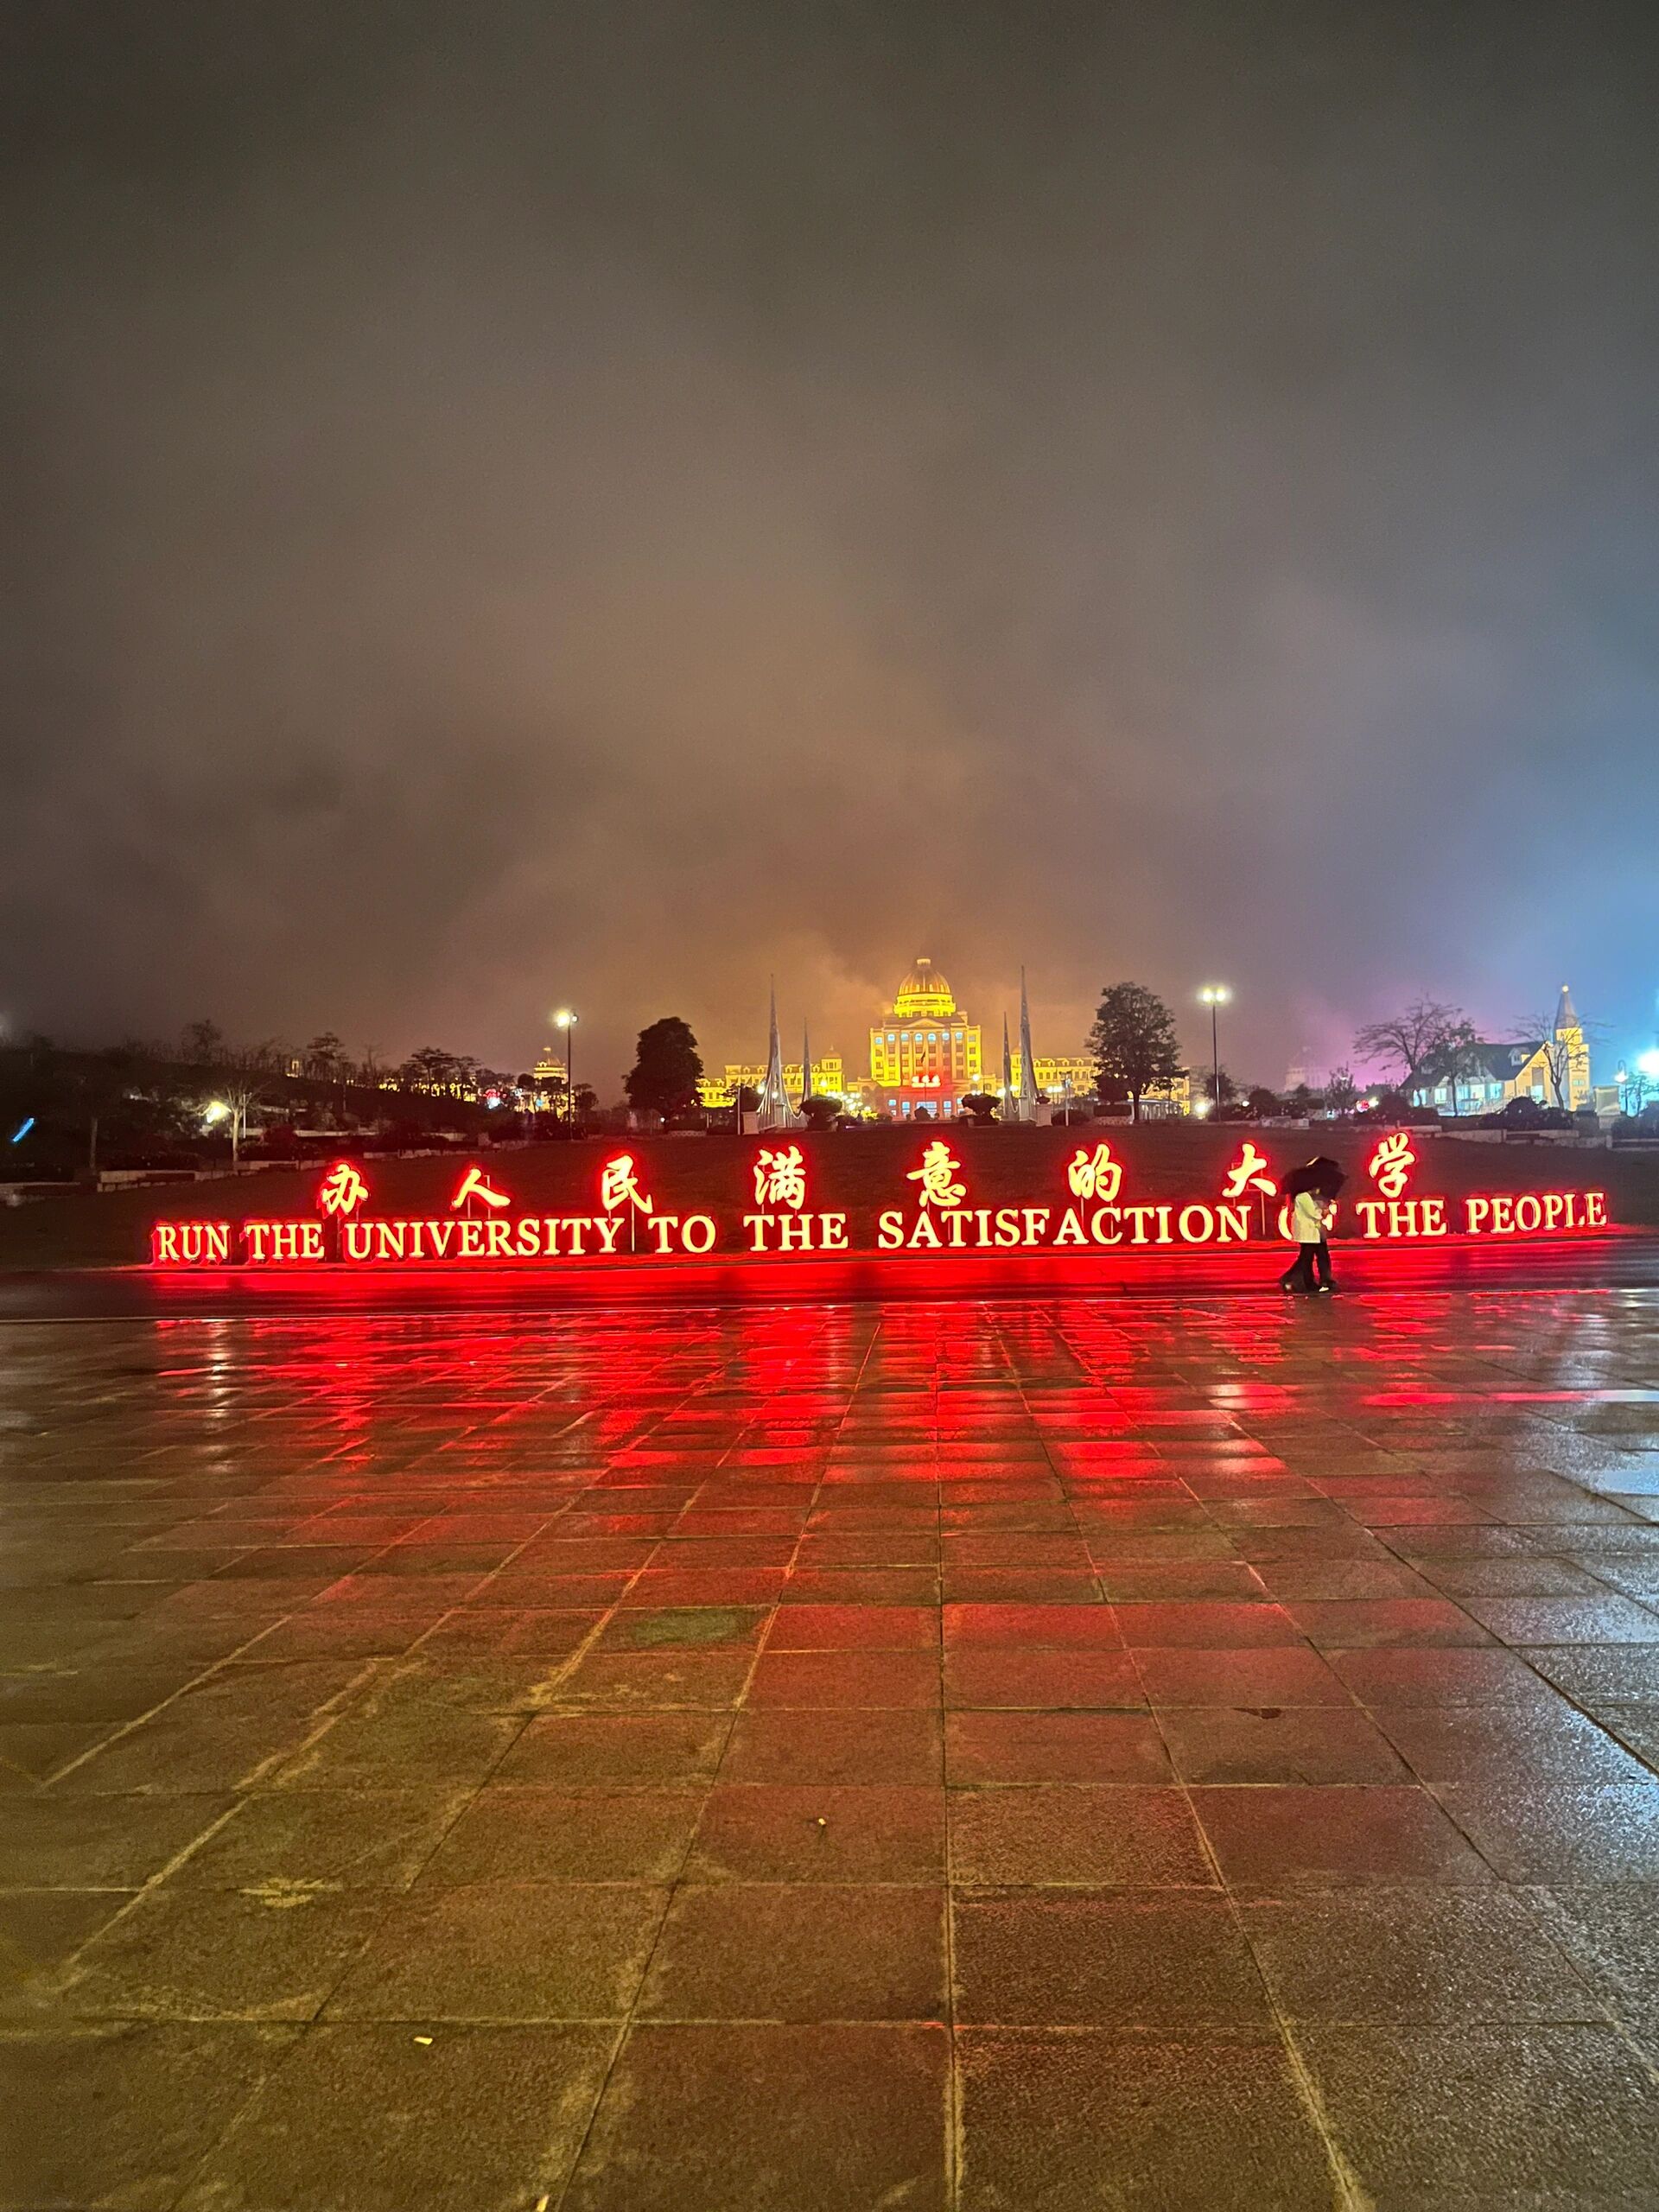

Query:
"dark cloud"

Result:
[[3, 0, 1657, 1091]]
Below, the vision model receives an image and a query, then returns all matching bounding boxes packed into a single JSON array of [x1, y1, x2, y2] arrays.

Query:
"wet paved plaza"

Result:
[[5, 1288, 1659, 2209]]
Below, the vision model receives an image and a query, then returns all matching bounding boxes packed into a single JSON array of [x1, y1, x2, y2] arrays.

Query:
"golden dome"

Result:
[[893, 957, 957, 1016]]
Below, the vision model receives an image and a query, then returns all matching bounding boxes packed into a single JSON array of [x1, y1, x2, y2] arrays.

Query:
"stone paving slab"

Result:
[[3, 1289, 1659, 2205]]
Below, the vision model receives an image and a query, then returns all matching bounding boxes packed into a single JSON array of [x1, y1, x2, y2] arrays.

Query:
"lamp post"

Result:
[[1198, 985, 1231, 1116], [555, 1011, 577, 1128]]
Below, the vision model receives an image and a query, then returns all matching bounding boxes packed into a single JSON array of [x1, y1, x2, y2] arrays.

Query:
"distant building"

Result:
[[699, 1054, 846, 1111], [1409, 986, 1593, 1115], [868, 958, 984, 1119], [1132, 1072, 1192, 1119], [1021, 1053, 1095, 1103], [525, 1049, 570, 1112], [698, 957, 1196, 1122]]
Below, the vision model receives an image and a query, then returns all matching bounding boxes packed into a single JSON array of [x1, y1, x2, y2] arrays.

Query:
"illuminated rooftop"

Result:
[[891, 957, 957, 1018]]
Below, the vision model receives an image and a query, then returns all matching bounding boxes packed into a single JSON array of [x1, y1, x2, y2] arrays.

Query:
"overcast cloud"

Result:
[[4, 1, 1657, 1092]]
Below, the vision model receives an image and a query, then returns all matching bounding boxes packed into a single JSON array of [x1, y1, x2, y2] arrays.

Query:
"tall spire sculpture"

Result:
[[800, 1021, 813, 1109], [1000, 1015, 1015, 1121], [1552, 983, 1591, 1112], [1014, 966, 1039, 1123], [757, 982, 801, 1132]]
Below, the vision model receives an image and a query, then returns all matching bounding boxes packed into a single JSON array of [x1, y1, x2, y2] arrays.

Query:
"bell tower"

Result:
[[1552, 984, 1592, 1111]]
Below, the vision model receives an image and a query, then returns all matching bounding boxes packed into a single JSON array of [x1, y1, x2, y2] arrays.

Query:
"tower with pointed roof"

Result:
[[1552, 984, 1592, 1111]]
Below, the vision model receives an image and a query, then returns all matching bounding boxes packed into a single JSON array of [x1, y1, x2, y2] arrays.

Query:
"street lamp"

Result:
[[554, 1011, 577, 1128], [202, 1098, 240, 1167], [1198, 985, 1231, 1116]]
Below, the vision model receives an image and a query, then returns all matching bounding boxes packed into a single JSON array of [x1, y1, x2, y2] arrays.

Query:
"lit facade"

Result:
[[1016, 1052, 1093, 1101], [700, 1055, 846, 1110], [1009, 1054, 1190, 1117], [525, 1049, 571, 1113], [1408, 987, 1593, 1116], [868, 959, 983, 1118]]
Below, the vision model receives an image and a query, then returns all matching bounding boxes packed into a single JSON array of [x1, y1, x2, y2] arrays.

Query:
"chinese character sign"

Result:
[[450, 1166, 511, 1211], [753, 1145, 808, 1211], [907, 1140, 966, 1209], [1369, 1132, 1416, 1201], [1222, 1143, 1276, 1201], [1066, 1143, 1123, 1204], [316, 1163, 370, 1217], [600, 1154, 653, 1213]]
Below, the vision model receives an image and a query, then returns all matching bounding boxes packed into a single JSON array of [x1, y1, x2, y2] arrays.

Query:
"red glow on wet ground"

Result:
[[29, 1225, 1659, 1325]]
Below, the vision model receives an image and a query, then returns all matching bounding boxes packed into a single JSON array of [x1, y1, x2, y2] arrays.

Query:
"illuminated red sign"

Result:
[[1368, 1131, 1417, 1199], [451, 1166, 511, 1210], [1221, 1143, 1276, 1201], [1067, 1142, 1124, 1203], [316, 1163, 370, 1217], [600, 1154, 652, 1213], [147, 1154, 1616, 1270]]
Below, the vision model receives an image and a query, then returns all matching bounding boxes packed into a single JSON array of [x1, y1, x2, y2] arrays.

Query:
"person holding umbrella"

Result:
[[1280, 1156, 1344, 1294]]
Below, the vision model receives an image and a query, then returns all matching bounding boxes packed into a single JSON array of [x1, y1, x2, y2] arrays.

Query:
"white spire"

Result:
[[1000, 1014, 1014, 1118], [1014, 966, 1039, 1123], [757, 981, 801, 1131]]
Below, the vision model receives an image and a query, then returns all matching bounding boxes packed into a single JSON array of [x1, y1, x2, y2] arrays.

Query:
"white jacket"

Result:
[[1292, 1191, 1329, 1243]]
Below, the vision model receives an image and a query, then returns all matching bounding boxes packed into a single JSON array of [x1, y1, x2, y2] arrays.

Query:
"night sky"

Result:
[[5, 3, 1658, 1093]]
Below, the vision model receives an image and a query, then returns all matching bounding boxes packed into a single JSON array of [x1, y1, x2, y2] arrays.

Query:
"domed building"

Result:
[[868, 957, 983, 1117]]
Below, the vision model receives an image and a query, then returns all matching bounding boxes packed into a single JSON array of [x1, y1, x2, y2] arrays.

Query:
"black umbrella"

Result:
[[1282, 1155, 1345, 1200]]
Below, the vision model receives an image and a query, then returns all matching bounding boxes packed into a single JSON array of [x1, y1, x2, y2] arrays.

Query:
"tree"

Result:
[[1510, 1010, 1599, 1111], [181, 1020, 224, 1066], [800, 1095, 840, 1130], [1417, 1018, 1484, 1116], [1089, 983, 1182, 1124], [404, 1046, 460, 1095], [625, 1018, 703, 1122], [1352, 999, 1466, 1094], [1325, 1065, 1359, 1118], [204, 1077, 264, 1166], [1245, 1085, 1280, 1119], [1286, 1082, 1320, 1117], [959, 1092, 1000, 1124]]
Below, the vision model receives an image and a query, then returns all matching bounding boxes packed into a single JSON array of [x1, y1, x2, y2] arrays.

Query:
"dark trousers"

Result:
[[1281, 1238, 1332, 1291]]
